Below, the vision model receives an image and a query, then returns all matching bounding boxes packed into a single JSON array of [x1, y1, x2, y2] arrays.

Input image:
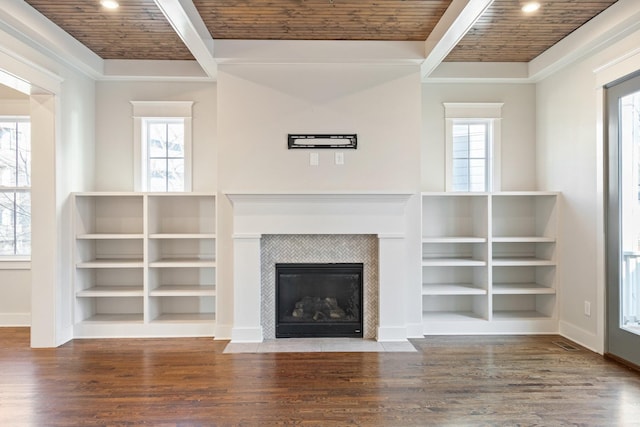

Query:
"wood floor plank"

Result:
[[1, 328, 639, 426]]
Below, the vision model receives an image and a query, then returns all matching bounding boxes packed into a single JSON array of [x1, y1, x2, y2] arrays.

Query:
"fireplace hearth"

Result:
[[276, 263, 363, 338]]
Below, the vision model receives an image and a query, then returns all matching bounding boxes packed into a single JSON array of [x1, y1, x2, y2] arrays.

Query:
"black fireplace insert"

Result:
[[275, 263, 363, 338]]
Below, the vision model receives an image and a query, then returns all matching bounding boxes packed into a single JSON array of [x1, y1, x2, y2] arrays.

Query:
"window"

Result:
[[444, 103, 502, 192], [144, 118, 185, 192], [0, 117, 31, 257], [452, 120, 491, 192], [131, 101, 193, 192]]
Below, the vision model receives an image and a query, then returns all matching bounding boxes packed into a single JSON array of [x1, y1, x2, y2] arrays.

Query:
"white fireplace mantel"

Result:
[[226, 191, 414, 343], [226, 191, 412, 237]]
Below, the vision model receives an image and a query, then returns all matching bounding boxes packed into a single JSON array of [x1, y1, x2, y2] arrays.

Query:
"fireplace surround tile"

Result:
[[261, 234, 378, 339]]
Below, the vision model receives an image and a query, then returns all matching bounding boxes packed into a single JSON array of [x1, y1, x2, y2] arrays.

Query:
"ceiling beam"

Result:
[[421, 0, 494, 79], [153, 0, 217, 79]]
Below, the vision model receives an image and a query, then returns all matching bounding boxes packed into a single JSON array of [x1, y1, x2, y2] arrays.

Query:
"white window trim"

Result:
[[0, 259, 31, 269], [444, 102, 503, 192], [131, 101, 193, 192]]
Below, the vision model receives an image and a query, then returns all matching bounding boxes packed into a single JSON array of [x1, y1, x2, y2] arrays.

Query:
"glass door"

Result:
[[606, 72, 640, 367]]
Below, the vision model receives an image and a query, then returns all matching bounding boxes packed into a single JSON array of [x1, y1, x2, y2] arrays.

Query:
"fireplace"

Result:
[[225, 192, 415, 343], [276, 263, 363, 338]]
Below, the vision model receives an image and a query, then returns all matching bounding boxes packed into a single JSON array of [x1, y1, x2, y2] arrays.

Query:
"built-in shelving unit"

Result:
[[421, 192, 559, 334], [73, 192, 216, 338]]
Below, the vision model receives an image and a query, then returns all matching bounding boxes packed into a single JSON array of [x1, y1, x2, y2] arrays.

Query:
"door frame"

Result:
[[604, 70, 640, 368]]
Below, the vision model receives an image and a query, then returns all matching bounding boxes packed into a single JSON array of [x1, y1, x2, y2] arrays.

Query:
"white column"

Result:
[[377, 234, 408, 341], [231, 234, 263, 342], [30, 93, 59, 347]]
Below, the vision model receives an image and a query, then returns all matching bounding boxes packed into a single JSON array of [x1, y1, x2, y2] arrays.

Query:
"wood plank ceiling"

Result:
[[23, 0, 195, 60], [192, 0, 451, 41], [446, 0, 619, 62], [23, 0, 619, 63]]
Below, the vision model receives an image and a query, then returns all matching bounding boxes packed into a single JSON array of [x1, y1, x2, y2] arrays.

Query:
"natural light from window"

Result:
[[444, 102, 502, 193], [452, 121, 490, 192], [131, 101, 193, 193], [144, 118, 185, 192], [0, 118, 31, 257], [620, 89, 640, 333]]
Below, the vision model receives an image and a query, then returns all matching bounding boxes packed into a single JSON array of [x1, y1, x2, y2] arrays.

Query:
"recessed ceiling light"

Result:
[[100, 0, 119, 9], [522, 2, 541, 13]]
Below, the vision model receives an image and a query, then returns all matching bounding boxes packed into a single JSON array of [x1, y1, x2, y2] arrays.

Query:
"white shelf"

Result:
[[149, 258, 216, 268], [150, 285, 216, 297], [492, 310, 551, 320], [149, 233, 216, 239], [422, 311, 485, 322], [73, 193, 217, 338], [492, 257, 555, 266], [147, 194, 216, 235], [420, 192, 559, 335], [80, 313, 144, 323], [422, 237, 486, 243], [77, 259, 144, 268], [492, 283, 555, 295], [422, 258, 486, 267], [493, 191, 559, 197], [152, 313, 215, 323], [77, 233, 144, 240], [422, 283, 487, 295], [492, 236, 555, 243], [76, 286, 144, 297]]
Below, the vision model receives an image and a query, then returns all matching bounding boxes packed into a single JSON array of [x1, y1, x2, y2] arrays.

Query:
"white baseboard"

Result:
[[231, 326, 264, 343], [57, 324, 74, 346], [214, 324, 233, 340], [376, 326, 408, 342], [559, 320, 603, 354], [405, 322, 424, 338], [0, 313, 30, 326]]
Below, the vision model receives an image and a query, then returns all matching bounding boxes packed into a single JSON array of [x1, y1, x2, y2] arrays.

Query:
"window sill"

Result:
[[0, 259, 31, 270]]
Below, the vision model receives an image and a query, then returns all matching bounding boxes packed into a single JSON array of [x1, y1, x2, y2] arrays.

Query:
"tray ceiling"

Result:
[[193, 0, 451, 41], [446, 0, 619, 62], [22, 0, 618, 63]]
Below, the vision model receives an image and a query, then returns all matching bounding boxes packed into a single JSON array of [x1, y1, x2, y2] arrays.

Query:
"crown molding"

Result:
[[1, 0, 639, 85], [0, 0, 103, 79], [529, 0, 640, 82]]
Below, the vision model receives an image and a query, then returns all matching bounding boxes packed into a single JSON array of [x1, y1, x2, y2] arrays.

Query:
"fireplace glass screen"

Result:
[[275, 263, 363, 338]]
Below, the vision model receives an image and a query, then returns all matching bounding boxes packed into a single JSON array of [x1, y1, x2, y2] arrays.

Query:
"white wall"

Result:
[[422, 83, 537, 191], [0, 269, 30, 325], [217, 64, 421, 191], [95, 81, 217, 192], [537, 26, 640, 352], [215, 63, 423, 337]]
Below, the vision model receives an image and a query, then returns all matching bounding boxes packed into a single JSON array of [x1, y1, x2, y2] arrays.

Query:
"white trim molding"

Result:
[[0, 313, 30, 326]]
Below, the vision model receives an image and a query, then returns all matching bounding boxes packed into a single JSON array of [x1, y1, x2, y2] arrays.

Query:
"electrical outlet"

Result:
[[584, 301, 591, 317], [335, 152, 344, 165], [309, 152, 319, 166]]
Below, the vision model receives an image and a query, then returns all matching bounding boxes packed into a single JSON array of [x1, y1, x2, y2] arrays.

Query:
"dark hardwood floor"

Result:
[[1, 328, 639, 426]]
